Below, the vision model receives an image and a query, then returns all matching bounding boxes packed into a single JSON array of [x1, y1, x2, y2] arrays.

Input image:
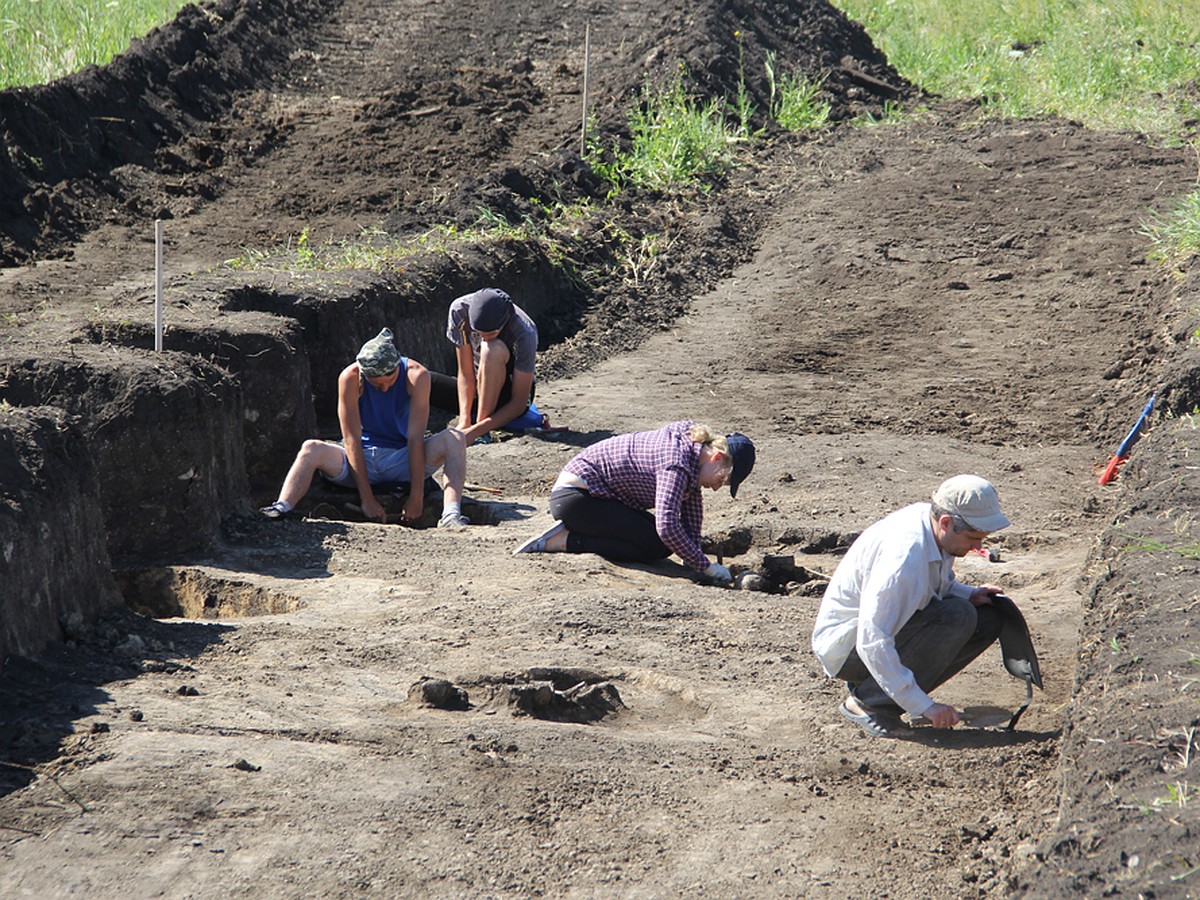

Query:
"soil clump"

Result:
[[1, 0, 1198, 896]]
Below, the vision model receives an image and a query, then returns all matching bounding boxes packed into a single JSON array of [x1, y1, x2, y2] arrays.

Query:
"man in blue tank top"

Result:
[[261, 328, 470, 529]]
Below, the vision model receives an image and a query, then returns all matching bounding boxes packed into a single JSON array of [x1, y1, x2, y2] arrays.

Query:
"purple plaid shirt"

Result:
[[563, 420, 709, 571]]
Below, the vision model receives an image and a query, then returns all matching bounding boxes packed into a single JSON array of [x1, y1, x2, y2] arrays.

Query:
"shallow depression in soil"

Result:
[[116, 565, 306, 619]]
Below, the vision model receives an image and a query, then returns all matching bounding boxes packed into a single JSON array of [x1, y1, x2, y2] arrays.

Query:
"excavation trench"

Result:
[[115, 566, 305, 620]]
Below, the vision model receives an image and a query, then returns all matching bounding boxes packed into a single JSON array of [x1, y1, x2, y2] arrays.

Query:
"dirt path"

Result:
[[2, 0, 1197, 896]]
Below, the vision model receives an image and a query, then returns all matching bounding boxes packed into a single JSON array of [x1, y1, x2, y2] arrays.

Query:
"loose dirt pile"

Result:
[[2, 0, 1198, 896]]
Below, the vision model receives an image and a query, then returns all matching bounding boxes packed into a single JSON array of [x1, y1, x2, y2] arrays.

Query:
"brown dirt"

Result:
[[2, 0, 1199, 896]]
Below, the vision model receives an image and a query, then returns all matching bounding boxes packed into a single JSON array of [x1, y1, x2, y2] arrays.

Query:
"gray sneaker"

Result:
[[437, 512, 470, 530], [513, 521, 566, 555], [259, 501, 290, 519]]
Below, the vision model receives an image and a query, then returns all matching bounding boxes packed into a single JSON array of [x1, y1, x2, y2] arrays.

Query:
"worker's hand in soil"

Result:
[[361, 496, 387, 523], [402, 494, 423, 523], [922, 702, 962, 729]]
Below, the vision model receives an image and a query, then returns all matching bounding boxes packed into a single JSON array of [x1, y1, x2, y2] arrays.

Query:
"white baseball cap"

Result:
[[932, 475, 1011, 532]]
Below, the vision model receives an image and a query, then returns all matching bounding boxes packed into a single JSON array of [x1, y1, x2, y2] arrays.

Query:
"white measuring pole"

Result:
[[580, 23, 591, 158], [154, 219, 163, 352]]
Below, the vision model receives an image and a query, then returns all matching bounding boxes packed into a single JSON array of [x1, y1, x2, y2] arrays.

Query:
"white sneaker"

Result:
[[513, 521, 565, 555], [437, 512, 470, 530]]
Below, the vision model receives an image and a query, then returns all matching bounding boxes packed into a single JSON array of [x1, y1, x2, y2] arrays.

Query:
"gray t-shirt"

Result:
[[446, 294, 538, 375]]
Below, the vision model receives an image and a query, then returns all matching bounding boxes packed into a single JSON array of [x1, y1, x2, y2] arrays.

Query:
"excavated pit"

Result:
[[115, 566, 305, 619]]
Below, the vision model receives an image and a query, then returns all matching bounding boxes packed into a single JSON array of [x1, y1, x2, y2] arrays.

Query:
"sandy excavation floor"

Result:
[[2, 0, 1199, 897]]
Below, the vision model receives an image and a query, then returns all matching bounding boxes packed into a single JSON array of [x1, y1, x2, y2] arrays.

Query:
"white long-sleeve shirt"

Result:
[[811, 502, 974, 715]]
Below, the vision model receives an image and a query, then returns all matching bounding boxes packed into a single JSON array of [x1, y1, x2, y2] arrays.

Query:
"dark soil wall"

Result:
[[0, 407, 120, 662], [1016, 271, 1200, 897], [0, 347, 247, 566], [1017, 420, 1200, 897], [79, 311, 317, 484]]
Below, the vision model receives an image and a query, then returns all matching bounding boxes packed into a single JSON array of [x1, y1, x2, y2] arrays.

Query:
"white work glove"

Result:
[[703, 562, 732, 585]]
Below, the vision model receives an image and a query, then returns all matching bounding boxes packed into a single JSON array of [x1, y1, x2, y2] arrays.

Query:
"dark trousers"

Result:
[[428, 362, 531, 417], [549, 487, 671, 564], [836, 596, 1004, 715]]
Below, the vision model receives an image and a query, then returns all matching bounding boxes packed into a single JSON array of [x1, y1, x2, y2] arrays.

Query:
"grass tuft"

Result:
[[1141, 187, 1200, 266], [765, 51, 831, 131], [587, 70, 742, 197]]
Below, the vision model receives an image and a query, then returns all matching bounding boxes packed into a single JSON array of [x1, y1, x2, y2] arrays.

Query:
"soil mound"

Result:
[[1, 0, 1198, 896]]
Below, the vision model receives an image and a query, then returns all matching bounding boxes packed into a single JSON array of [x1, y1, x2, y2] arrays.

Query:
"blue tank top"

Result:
[[359, 357, 411, 450]]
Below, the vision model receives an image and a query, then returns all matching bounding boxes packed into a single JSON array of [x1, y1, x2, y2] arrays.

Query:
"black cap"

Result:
[[726, 432, 755, 498], [466, 288, 514, 332]]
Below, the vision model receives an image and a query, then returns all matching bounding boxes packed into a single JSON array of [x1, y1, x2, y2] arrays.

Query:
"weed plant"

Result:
[[588, 70, 742, 197], [766, 52, 831, 132], [0, 0, 189, 90]]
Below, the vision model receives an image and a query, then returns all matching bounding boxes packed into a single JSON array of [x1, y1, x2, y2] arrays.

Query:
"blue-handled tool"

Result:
[[1098, 392, 1156, 485]]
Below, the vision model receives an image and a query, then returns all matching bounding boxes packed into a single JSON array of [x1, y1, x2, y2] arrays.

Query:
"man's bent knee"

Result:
[[428, 427, 466, 459], [479, 338, 511, 366], [973, 604, 1004, 644], [297, 439, 330, 462]]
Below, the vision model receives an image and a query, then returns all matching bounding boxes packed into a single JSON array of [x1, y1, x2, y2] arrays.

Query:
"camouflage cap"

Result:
[[356, 328, 401, 377]]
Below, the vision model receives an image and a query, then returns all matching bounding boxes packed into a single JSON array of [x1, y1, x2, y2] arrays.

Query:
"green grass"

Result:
[[1142, 189, 1200, 267], [587, 70, 744, 197], [765, 51, 831, 132], [224, 215, 542, 274], [829, 0, 1200, 139], [0, 0, 190, 90]]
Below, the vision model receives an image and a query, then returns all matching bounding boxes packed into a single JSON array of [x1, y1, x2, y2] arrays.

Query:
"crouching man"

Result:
[[811, 475, 1011, 738], [261, 328, 470, 529]]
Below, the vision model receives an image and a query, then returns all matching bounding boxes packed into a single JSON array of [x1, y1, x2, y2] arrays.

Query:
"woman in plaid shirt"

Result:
[[514, 421, 754, 585]]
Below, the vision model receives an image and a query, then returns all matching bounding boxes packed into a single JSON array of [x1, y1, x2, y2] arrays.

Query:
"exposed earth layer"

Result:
[[1, 0, 1198, 896]]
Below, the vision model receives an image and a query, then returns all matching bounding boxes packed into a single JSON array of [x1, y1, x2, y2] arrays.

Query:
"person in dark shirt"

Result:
[[429, 288, 544, 443]]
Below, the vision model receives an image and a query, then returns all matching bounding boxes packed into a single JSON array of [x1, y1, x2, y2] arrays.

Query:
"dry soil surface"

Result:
[[2, 0, 1199, 897]]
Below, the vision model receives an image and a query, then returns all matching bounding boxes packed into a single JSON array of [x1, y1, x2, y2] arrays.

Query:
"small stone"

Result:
[[736, 572, 767, 592]]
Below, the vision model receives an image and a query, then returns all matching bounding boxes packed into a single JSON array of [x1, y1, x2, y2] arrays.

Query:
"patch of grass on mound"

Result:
[[586, 69, 744, 197], [1142, 189, 1200, 269], [831, 0, 1200, 139], [0, 0, 190, 89], [587, 54, 831, 199], [765, 51, 831, 133]]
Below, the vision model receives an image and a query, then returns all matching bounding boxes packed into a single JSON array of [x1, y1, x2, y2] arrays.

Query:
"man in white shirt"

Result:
[[812, 475, 1011, 738]]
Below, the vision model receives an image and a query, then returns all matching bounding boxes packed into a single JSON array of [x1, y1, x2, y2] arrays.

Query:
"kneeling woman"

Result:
[[514, 421, 755, 585]]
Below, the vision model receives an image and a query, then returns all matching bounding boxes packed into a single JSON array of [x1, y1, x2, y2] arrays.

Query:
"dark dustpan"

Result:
[[991, 594, 1043, 730]]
